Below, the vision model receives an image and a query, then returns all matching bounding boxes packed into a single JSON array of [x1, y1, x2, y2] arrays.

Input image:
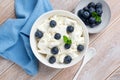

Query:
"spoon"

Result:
[[73, 47, 96, 80]]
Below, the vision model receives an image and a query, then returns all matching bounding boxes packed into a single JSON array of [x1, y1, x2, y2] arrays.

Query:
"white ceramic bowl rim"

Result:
[[30, 10, 89, 68]]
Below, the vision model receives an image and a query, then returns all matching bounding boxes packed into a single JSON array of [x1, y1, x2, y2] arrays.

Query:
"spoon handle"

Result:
[[73, 47, 96, 80]]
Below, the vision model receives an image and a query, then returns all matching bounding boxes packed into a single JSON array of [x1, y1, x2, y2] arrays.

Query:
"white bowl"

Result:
[[30, 10, 89, 68], [74, 0, 111, 34]]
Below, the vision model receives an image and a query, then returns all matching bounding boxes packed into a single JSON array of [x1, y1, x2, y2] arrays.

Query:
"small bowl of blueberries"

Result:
[[74, 0, 111, 34]]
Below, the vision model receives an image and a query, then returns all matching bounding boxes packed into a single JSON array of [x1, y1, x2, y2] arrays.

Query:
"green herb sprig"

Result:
[[63, 35, 72, 45], [92, 12, 101, 22]]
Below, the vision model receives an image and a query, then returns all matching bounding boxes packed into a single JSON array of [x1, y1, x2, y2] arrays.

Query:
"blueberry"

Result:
[[88, 2, 96, 8], [90, 23, 96, 28], [35, 30, 43, 39], [96, 8, 103, 16], [89, 17, 96, 24], [51, 47, 59, 55], [88, 7, 95, 14], [82, 11, 90, 19], [80, 16, 86, 22], [64, 44, 71, 49], [54, 33, 61, 40], [84, 20, 90, 26], [49, 20, 57, 27], [96, 3, 102, 9], [83, 7, 89, 11], [49, 56, 56, 64], [78, 9, 84, 18], [64, 55, 72, 64], [77, 44, 84, 52], [67, 25, 74, 33], [95, 20, 102, 25]]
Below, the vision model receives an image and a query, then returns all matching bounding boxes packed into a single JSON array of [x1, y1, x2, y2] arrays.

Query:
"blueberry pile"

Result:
[[77, 2, 103, 28], [35, 20, 85, 64]]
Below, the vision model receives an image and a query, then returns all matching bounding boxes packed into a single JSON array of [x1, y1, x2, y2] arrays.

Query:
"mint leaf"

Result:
[[67, 39, 72, 44], [92, 12, 98, 17], [63, 35, 72, 45], [92, 12, 101, 22], [96, 16, 101, 22], [63, 36, 68, 43]]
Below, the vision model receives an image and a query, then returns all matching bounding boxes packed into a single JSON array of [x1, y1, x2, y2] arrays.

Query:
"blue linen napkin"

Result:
[[0, 0, 52, 75]]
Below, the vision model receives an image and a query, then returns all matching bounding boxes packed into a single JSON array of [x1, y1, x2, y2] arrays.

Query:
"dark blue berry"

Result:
[[88, 2, 96, 8], [78, 9, 84, 18], [96, 3, 102, 9], [80, 16, 86, 22], [83, 7, 89, 11], [96, 8, 103, 16], [35, 30, 43, 39], [90, 23, 96, 28], [54, 33, 61, 40], [50, 20, 57, 27], [96, 20, 102, 25], [64, 55, 72, 64], [88, 7, 95, 14], [49, 56, 56, 64], [67, 25, 74, 33], [89, 17, 96, 24], [84, 20, 90, 26], [64, 44, 71, 49], [51, 47, 59, 55], [82, 11, 90, 19], [77, 44, 84, 52]]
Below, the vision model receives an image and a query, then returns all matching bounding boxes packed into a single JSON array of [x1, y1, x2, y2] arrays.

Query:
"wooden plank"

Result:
[[0, 57, 14, 75], [50, 0, 80, 11], [0, 0, 15, 23], [28, 63, 61, 80], [0, 63, 61, 80], [51, 61, 82, 80], [106, 67, 120, 80]]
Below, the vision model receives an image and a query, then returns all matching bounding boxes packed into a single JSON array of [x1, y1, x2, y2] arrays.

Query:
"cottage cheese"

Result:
[[35, 15, 85, 64]]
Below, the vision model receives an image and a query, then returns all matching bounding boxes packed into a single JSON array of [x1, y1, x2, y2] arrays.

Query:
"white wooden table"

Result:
[[0, 0, 120, 80]]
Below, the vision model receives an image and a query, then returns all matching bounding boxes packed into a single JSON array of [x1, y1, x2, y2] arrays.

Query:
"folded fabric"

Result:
[[0, 0, 52, 75]]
